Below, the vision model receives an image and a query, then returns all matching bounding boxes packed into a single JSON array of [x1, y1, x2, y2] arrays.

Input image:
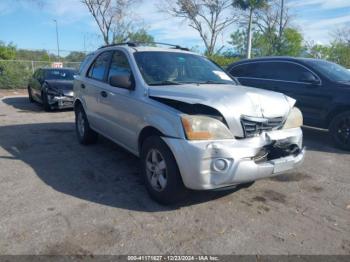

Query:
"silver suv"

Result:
[[74, 43, 305, 204]]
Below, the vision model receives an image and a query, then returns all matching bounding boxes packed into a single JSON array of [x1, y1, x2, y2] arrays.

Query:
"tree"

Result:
[[305, 43, 330, 60], [232, 0, 268, 58], [114, 28, 155, 44], [254, 0, 291, 54], [0, 42, 16, 60], [81, 0, 141, 45], [305, 26, 350, 68], [332, 26, 350, 45], [15, 49, 50, 61], [228, 30, 247, 56], [328, 42, 350, 68], [278, 27, 304, 56], [326, 27, 350, 68], [161, 0, 237, 56], [65, 51, 86, 62], [228, 27, 303, 57]]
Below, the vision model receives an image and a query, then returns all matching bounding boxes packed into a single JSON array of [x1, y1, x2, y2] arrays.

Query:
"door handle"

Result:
[[100, 91, 108, 98], [81, 84, 85, 89]]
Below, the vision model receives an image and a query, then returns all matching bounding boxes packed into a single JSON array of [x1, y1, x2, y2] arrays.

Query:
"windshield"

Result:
[[306, 60, 350, 82], [45, 69, 76, 80], [134, 51, 235, 86]]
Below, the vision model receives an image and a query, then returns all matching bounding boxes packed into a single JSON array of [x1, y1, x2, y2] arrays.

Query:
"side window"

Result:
[[229, 64, 249, 77], [87, 52, 112, 81], [230, 63, 264, 78], [251, 63, 275, 78], [107, 51, 131, 82], [247, 62, 312, 82], [276, 63, 311, 82]]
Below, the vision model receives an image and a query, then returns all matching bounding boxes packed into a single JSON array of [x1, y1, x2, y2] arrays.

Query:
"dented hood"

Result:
[[149, 84, 295, 137]]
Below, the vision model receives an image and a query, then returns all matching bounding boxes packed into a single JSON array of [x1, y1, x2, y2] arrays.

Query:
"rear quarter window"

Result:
[[79, 54, 93, 75], [87, 52, 112, 81]]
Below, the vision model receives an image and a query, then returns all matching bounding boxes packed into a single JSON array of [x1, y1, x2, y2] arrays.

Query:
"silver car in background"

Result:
[[73, 43, 305, 204]]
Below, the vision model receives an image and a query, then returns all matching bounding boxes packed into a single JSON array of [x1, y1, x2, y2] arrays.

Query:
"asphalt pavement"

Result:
[[0, 96, 349, 255]]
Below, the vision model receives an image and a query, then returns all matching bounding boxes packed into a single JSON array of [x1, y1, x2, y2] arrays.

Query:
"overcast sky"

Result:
[[0, 0, 349, 54]]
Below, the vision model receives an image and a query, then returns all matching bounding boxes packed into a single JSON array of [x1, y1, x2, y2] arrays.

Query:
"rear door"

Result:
[[83, 51, 113, 129]]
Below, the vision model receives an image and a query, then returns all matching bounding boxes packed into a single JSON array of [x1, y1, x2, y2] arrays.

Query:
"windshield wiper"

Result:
[[149, 80, 182, 86], [196, 80, 228, 84]]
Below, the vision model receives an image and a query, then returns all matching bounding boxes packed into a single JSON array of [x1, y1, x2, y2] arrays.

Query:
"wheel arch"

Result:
[[73, 98, 88, 115], [326, 105, 350, 128], [74, 98, 83, 111], [138, 126, 165, 155]]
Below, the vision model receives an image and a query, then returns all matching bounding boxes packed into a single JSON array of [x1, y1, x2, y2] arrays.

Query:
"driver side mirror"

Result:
[[109, 73, 135, 90], [299, 72, 320, 85]]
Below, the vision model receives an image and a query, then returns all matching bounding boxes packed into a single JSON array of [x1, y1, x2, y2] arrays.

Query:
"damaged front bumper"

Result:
[[163, 127, 305, 190], [47, 94, 74, 109]]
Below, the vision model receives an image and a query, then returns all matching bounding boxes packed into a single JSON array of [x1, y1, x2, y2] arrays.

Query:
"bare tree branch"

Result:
[[161, 0, 238, 55], [81, 0, 142, 45]]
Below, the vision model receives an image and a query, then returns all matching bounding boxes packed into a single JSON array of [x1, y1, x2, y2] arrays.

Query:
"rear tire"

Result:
[[141, 136, 188, 205], [75, 104, 98, 145], [329, 111, 350, 151]]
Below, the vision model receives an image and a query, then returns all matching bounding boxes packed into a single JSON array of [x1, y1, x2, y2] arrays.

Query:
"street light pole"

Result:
[[53, 19, 60, 61]]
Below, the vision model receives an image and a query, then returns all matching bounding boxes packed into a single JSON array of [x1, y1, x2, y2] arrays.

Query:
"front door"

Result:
[[96, 50, 140, 152]]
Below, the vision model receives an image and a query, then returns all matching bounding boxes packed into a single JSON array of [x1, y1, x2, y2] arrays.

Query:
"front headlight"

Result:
[[181, 115, 233, 140], [283, 107, 303, 129]]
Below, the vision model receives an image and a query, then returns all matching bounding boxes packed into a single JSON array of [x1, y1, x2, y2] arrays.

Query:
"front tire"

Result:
[[75, 104, 98, 145], [42, 91, 52, 112], [329, 111, 350, 151], [141, 136, 188, 205], [28, 86, 34, 103]]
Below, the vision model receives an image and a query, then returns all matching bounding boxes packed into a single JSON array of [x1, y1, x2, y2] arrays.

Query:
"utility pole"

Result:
[[246, 7, 253, 59], [53, 19, 60, 61], [279, 0, 284, 38]]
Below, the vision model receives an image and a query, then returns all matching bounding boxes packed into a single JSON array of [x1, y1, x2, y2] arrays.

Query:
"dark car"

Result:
[[27, 68, 77, 111], [227, 57, 350, 150]]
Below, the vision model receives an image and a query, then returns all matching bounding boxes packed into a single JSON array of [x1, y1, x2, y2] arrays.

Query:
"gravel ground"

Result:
[[0, 95, 349, 255]]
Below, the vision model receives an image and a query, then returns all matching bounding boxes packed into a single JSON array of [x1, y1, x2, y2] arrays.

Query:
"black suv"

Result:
[[227, 57, 350, 150]]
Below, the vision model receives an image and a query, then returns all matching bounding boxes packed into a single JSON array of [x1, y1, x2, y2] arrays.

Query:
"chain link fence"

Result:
[[0, 60, 81, 89]]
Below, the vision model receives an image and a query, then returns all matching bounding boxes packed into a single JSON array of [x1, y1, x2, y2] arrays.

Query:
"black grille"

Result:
[[241, 116, 285, 138]]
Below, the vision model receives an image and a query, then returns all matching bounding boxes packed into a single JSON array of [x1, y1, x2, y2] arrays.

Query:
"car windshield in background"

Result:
[[134, 51, 235, 86], [45, 69, 76, 80], [306, 60, 350, 82]]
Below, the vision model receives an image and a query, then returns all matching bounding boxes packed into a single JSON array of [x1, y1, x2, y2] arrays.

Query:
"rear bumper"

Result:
[[163, 128, 305, 190]]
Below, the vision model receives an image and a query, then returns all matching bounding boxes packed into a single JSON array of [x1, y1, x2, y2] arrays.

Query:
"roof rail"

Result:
[[98, 42, 137, 49], [145, 42, 190, 51], [99, 42, 190, 51]]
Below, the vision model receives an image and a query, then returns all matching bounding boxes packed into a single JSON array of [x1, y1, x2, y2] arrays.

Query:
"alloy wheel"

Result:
[[145, 149, 167, 192], [336, 116, 350, 145], [77, 111, 85, 138]]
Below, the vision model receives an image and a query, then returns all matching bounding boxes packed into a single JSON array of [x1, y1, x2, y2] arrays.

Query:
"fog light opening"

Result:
[[213, 158, 230, 172]]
